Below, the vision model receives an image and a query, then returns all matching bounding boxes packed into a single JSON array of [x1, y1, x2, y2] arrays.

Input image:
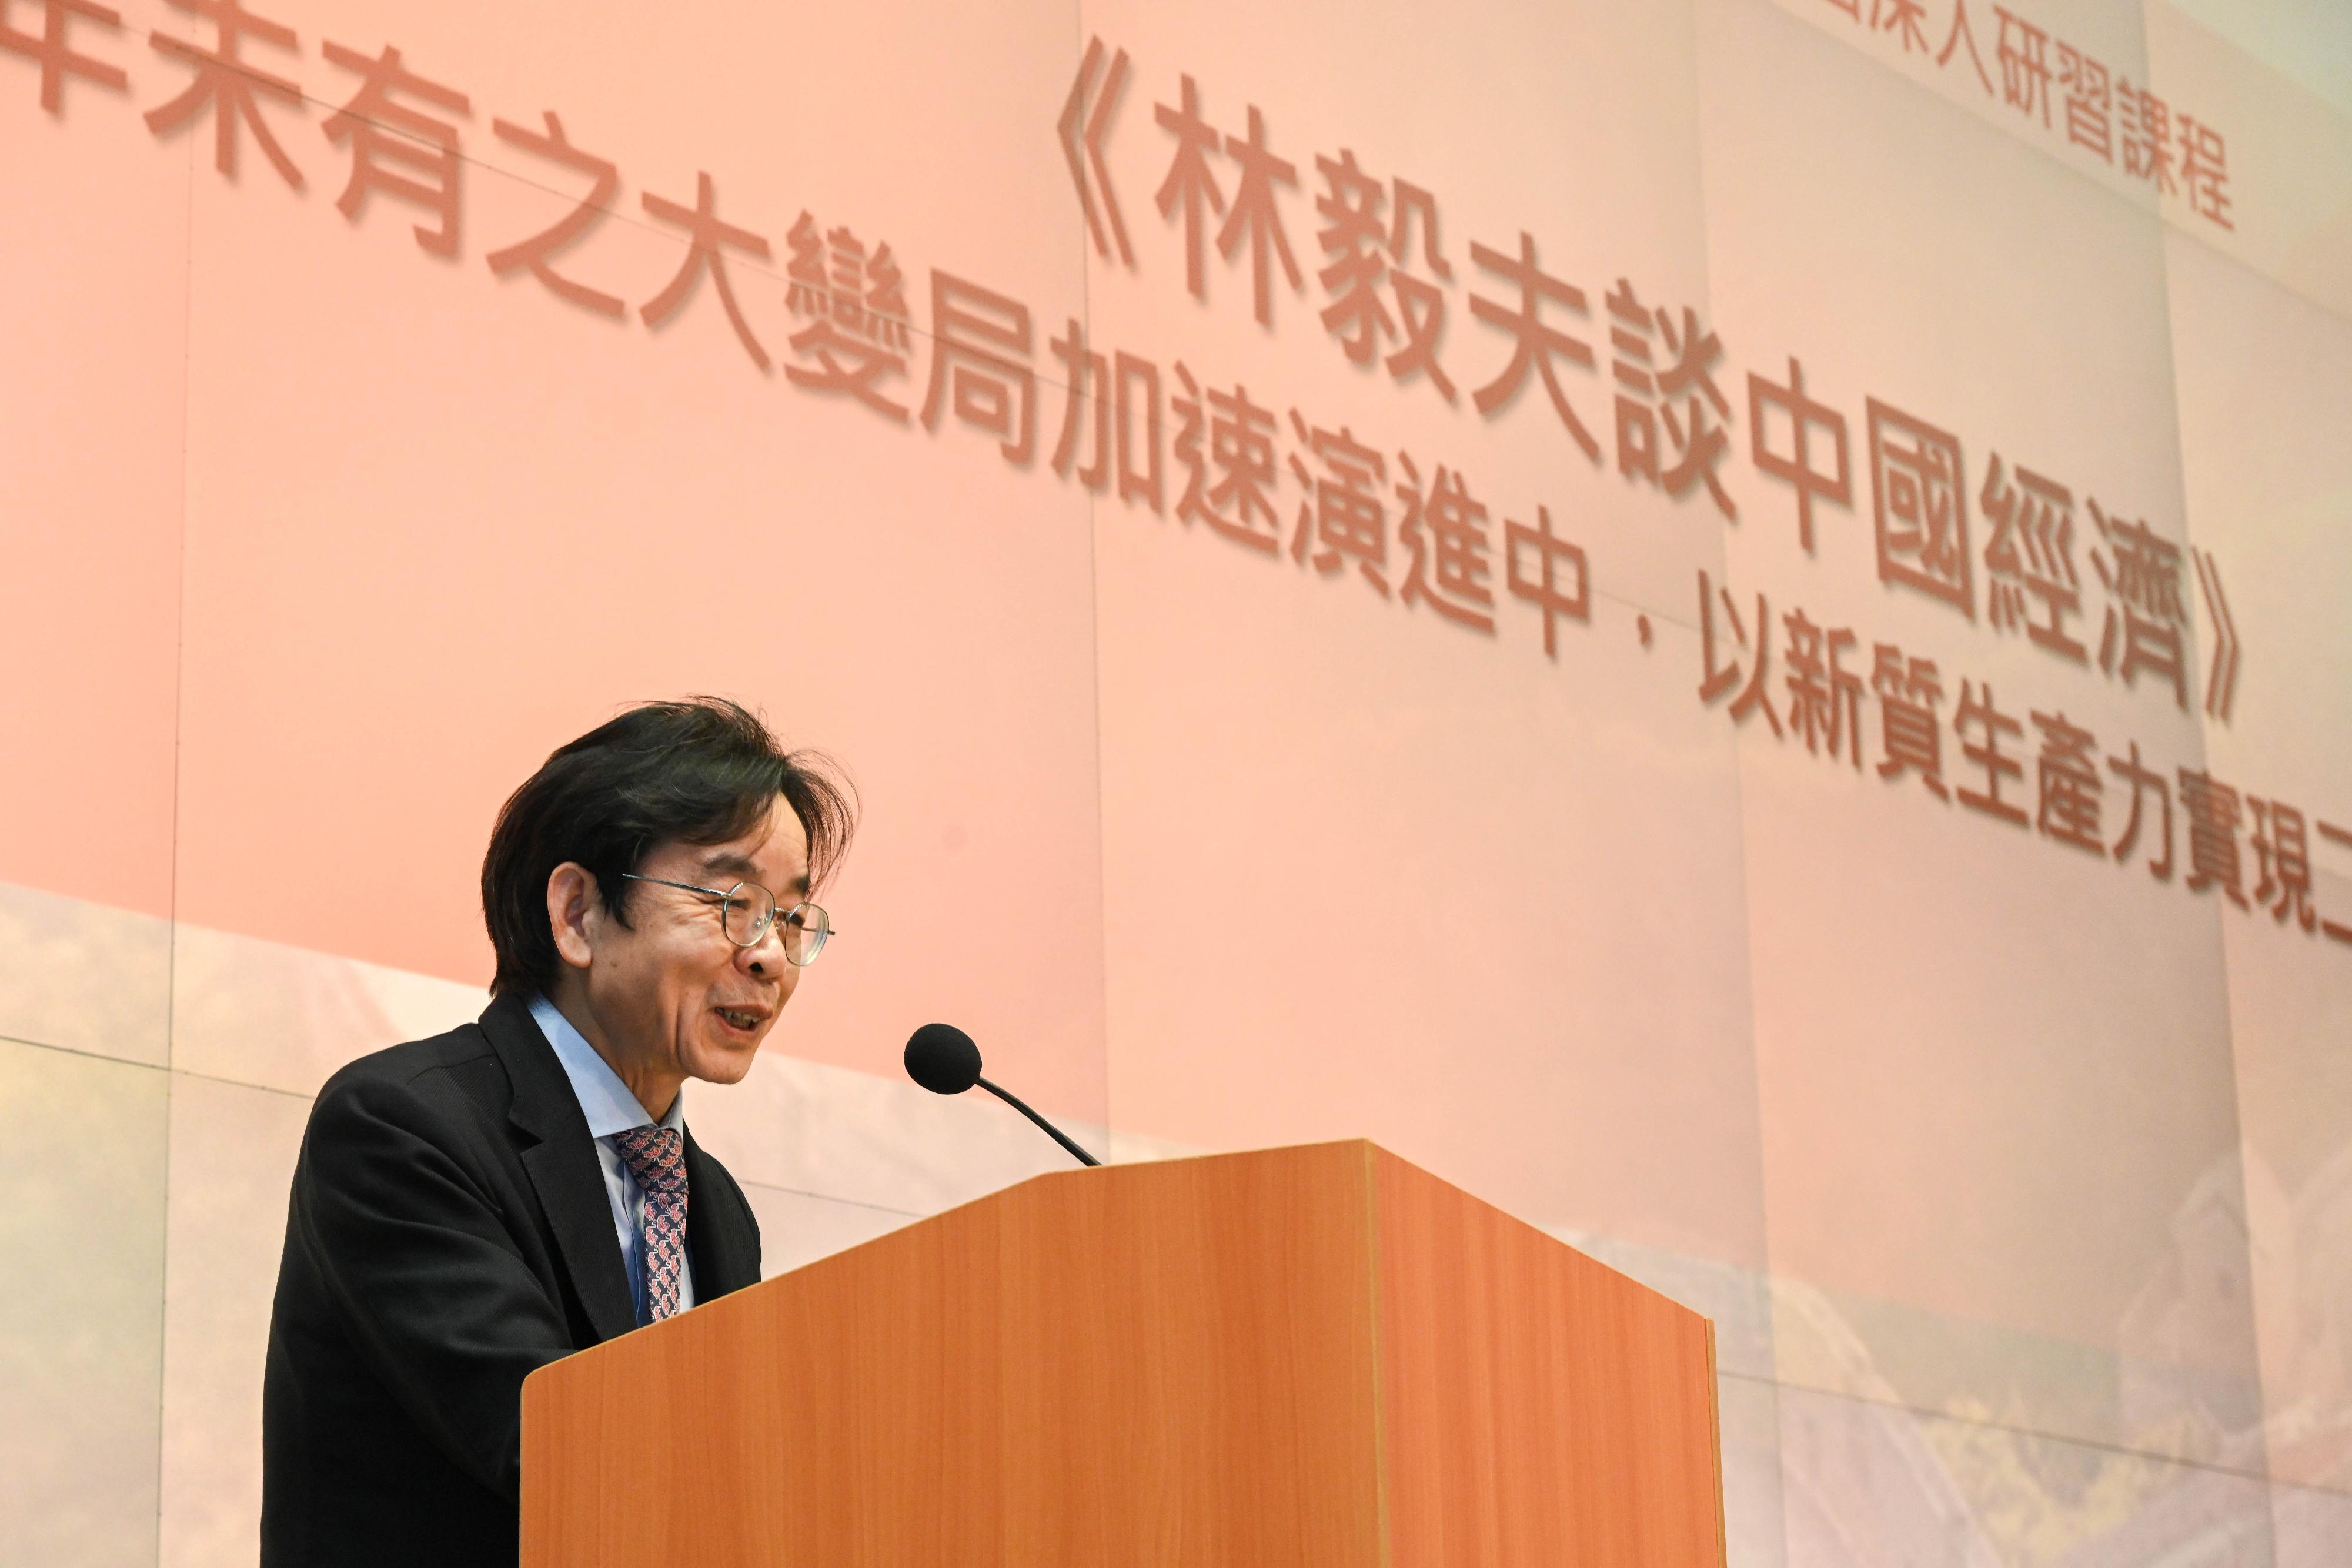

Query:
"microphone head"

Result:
[[904, 1022, 983, 1095]]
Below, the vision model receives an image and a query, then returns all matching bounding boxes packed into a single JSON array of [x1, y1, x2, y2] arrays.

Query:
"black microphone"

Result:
[[903, 1022, 1101, 1168]]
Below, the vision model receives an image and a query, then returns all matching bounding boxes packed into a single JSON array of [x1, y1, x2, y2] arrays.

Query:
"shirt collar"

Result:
[[529, 994, 687, 1139]]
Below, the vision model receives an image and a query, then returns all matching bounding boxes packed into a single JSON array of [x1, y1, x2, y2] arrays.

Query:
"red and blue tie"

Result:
[[613, 1126, 690, 1324]]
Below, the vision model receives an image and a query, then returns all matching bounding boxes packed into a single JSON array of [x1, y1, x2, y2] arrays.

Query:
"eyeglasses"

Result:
[[620, 874, 836, 966]]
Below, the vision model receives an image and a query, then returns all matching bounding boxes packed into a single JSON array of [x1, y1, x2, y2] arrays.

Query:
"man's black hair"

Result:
[[480, 697, 856, 997]]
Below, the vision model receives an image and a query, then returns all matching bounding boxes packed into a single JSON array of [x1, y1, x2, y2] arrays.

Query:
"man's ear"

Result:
[[546, 862, 602, 971]]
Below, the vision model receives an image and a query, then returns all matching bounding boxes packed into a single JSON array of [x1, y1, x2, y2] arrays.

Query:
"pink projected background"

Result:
[[4, 0, 2348, 1562]]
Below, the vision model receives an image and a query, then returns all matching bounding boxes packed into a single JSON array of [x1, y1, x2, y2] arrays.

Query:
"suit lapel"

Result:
[[683, 1128, 760, 1298], [481, 994, 640, 1345]]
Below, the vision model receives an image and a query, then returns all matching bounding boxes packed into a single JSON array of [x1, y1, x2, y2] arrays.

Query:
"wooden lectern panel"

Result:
[[1372, 1149, 1725, 1568], [523, 1141, 1385, 1567], [522, 1140, 1725, 1568]]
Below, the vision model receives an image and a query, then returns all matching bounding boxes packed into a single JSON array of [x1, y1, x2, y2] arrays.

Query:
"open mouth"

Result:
[[714, 1007, 766, 1034]]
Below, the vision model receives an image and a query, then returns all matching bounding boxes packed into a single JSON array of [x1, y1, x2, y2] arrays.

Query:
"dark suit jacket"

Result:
[[260, 991, 763, 1567]]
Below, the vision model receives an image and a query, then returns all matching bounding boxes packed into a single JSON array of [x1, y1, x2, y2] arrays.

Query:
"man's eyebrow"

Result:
[[699, 850, 761, 878], [700, 849, 810, 895]]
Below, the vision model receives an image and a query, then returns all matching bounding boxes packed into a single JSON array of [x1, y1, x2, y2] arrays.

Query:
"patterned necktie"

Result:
[[613, 1126, 690, 1325]]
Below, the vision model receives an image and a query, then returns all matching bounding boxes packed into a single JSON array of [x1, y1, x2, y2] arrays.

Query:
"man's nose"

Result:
[[739, 915, 791, 977]]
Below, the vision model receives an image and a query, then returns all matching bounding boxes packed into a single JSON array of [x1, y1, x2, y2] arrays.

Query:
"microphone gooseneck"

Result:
[[902, 1023, 1101, 1168]]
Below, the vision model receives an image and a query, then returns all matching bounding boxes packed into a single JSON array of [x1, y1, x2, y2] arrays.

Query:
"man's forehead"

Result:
[[691, 804, 810, 890]]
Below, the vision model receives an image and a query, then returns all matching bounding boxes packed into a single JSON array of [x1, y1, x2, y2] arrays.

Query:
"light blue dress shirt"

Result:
[[529, 995, 696, 1320]]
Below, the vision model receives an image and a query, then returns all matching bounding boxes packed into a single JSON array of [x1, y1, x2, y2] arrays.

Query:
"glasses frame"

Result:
[[619, 872, 835, 966]]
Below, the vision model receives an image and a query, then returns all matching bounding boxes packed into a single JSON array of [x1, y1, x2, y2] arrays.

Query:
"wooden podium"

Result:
[[521, 1140, 1726, 1567]]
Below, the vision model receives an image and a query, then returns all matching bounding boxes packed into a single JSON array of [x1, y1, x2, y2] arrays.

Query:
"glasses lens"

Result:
[[721, 882, 777, 947], [780, 902, 831, 966]]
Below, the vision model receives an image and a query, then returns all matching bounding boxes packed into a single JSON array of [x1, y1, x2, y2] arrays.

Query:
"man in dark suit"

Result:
[[260, 698, 855, 1566]]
